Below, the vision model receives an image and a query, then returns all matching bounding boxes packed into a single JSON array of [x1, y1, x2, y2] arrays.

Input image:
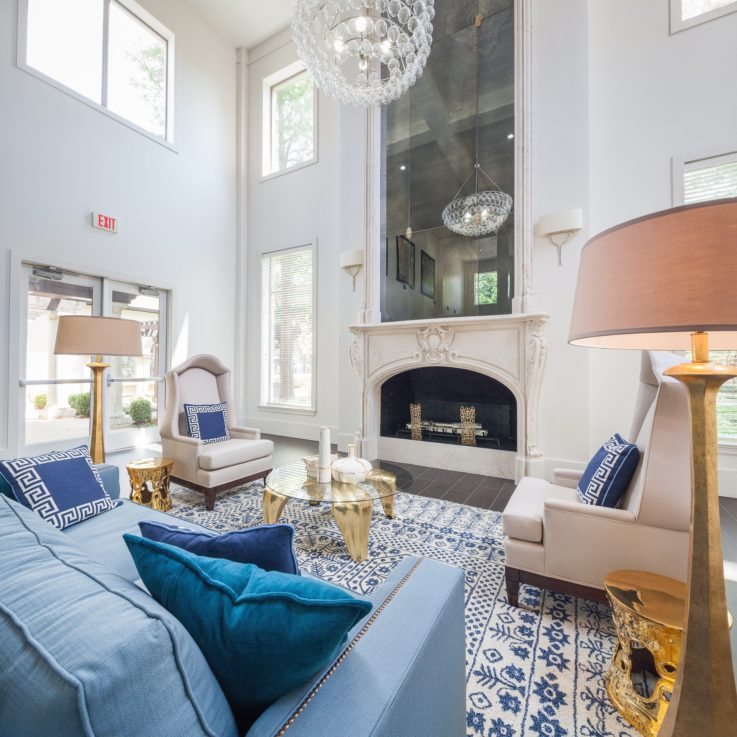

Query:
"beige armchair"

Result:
[[160, 354, 273, 510], [503, 351, 692, 606]]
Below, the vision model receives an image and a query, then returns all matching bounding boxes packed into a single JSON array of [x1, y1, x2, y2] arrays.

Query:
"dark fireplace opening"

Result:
[[380, 367, 517, 451]]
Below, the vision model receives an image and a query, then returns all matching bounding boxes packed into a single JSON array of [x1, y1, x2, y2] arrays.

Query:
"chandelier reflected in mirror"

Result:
[[442, 164, 513, 237], [292, 0, 435, 108]]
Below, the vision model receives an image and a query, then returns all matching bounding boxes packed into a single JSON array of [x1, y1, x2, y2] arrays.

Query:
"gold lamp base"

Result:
[[660, 332, 737, 736], [86, 355, 109, 465]]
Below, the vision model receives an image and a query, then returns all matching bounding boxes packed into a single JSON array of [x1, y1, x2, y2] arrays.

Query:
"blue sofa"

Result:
[[0, 465, 466, 737]]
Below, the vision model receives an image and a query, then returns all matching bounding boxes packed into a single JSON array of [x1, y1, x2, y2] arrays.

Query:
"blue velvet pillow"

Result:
[[137, 520, 300, 575], [123, 534, 372, 729], [577, 433, 640, 508], [184, 402, 229, 443], [0, 446, 115, 529]]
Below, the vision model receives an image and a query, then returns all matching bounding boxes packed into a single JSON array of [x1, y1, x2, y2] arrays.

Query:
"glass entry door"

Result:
[[21, 266, 102, 453], [104, 280, 167, 451], [19, 263, 168, 455]]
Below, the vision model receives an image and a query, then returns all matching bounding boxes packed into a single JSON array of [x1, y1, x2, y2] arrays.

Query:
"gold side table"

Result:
[[127, 458, 174, 512], [604, 570, 686, 737]]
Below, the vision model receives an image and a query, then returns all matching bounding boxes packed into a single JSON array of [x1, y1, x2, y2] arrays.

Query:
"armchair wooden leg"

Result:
[[204, 488, 216, 511], [506, 566, 521, 607]]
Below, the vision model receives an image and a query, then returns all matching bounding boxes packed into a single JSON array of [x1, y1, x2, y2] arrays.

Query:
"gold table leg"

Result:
[[263, 486, 289, 524], [380, 493, 395, 519], [333, 499, 373, 562], [127, 464, 172, 512]]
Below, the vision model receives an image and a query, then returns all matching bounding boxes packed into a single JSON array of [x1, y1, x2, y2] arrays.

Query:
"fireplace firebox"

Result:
[[380, 367, 517, 451]]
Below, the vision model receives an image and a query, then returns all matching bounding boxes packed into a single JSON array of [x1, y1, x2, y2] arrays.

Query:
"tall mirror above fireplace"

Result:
[[380, 2, 515, 323]]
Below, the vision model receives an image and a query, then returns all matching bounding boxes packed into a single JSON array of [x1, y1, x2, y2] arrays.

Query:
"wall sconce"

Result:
[[536, 209, 583, 265], [340, 250, 364, 291]]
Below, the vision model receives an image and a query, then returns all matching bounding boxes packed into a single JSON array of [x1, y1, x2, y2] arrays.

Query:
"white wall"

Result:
[[243, 29, 365, 444], [0, 0, 237, 459], [241, 1, 737, 497], [586, 0, 737, 495]]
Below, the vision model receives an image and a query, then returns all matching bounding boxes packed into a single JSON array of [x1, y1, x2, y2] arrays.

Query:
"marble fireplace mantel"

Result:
[[349, 313, 549, 480]]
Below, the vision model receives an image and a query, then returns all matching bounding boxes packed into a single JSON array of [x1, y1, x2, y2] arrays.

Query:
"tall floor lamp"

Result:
[[569, 197, 737, 736], [54, 316, 142, 464]]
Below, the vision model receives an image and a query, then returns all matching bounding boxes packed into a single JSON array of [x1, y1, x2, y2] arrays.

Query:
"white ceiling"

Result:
[[181, 0, 293, 50]]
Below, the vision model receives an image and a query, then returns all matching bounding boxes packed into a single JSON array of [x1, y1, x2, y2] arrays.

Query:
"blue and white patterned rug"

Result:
[[169, 482, 637, 737]]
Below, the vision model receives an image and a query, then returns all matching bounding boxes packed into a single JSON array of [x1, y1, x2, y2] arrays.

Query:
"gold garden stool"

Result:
[[263, 461, 398, 562], [127, 457, 174, 512], [604, 570, 686, 737]]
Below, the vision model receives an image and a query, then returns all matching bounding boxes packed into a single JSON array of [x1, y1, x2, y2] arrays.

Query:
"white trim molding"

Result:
[[349, 313, 549, 480]]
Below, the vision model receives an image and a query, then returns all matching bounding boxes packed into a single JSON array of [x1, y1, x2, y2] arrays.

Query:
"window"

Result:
[[262, 63, 317, 177], [261, 246, 315, 411], [474, 272, 499, 306], [683, 152, 737, 204], [671, 0, 737, 31], [674, 149, 737, 440], [21, 264, 168, 453], [20, 0, 173, 142]]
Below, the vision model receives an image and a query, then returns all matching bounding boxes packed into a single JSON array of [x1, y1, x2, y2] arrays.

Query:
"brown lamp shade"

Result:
[[569, 198, 737, 350], [54, 316, 143, 356]]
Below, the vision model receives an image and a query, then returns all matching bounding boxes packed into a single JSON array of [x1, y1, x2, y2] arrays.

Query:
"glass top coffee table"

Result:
[[263, 461, 400, 562]]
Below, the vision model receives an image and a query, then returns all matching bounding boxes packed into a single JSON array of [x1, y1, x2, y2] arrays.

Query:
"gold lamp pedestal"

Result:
[[660, 332, 737, 737], [87, 355, 109, 465]]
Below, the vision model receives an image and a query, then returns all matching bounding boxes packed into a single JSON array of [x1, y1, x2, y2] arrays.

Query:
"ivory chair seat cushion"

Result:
[[198, 439, 275, 472], [502, 478, 578, 543]]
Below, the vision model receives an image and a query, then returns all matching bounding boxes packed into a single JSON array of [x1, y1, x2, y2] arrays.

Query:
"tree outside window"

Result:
[[474, 271, 498, 306], [270, 70, 315, 174]]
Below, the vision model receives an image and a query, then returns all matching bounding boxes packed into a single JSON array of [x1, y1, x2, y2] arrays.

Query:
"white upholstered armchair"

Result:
[[160, 354, 273, 510], [503, 351, 692, 605]]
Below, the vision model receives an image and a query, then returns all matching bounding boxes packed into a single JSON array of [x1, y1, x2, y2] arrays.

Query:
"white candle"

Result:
[[319, 426, 331, 474]]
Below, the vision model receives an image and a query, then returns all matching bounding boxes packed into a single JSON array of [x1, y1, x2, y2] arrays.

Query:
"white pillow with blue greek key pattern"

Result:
[[184, 402, 230, 444], [577, 433, 640, 508], [0, 446, 115, 529]]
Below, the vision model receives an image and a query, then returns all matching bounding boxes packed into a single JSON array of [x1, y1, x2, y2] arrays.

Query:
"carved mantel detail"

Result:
[[416, 326, 454, 364], [349, 313, 549, 480]]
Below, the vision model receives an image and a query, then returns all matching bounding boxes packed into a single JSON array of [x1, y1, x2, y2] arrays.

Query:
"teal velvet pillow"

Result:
[[123, 534, 372, 729]]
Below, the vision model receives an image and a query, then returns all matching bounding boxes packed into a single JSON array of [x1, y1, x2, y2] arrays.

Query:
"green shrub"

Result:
[[68, 392, 91, 418], [129, 398, 153, 426], [34, 393, 47, 410]]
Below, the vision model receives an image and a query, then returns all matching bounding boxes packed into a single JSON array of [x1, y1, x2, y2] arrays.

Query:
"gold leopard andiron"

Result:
[[409, 403, 422, 441], [604, 570, 686, 737], [460, 405, 476, 446]]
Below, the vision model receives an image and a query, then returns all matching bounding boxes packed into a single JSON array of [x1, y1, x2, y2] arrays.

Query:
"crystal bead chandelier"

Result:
[[292, 0, 435, 108], [441, 166, 513, 237], [441, 14, 512, 238]]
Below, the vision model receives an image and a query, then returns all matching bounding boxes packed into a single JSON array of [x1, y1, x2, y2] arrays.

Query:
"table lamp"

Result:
[[569, 197, 737, 736], [54, 316, 143, 464]]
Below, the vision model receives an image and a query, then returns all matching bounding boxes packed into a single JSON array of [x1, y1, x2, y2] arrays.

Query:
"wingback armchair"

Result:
[[160, 354, 273, 510], [503, 351, 692, 605]]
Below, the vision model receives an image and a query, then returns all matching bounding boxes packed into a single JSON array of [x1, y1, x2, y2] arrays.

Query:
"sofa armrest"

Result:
[[544, 498, 636, 523], [245, 557, 466, 737], [229, 426, 261, 441], [95, 464, 121, 500], [552, 468, 584, 489]]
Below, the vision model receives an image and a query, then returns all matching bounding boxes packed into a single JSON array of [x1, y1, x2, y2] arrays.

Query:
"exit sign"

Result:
[[91, 212, 119, 233]]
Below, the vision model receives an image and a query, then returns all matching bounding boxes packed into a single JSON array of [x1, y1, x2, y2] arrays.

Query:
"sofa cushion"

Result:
[[502, 477, 579, 543], [0, 495, 238, 737], [578, 433, 640, 507], [63, 498, 213, 581], [0, 446, 115, 529], [198, 438, 273, 470], [124, 534, 372, 730], [138, 520, 301, 575]]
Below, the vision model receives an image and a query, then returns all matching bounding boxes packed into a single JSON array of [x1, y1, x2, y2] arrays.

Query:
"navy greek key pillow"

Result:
[[577, 433, 640, 508], [184, 402, 230, 444], [0, 446, 115, 529]]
